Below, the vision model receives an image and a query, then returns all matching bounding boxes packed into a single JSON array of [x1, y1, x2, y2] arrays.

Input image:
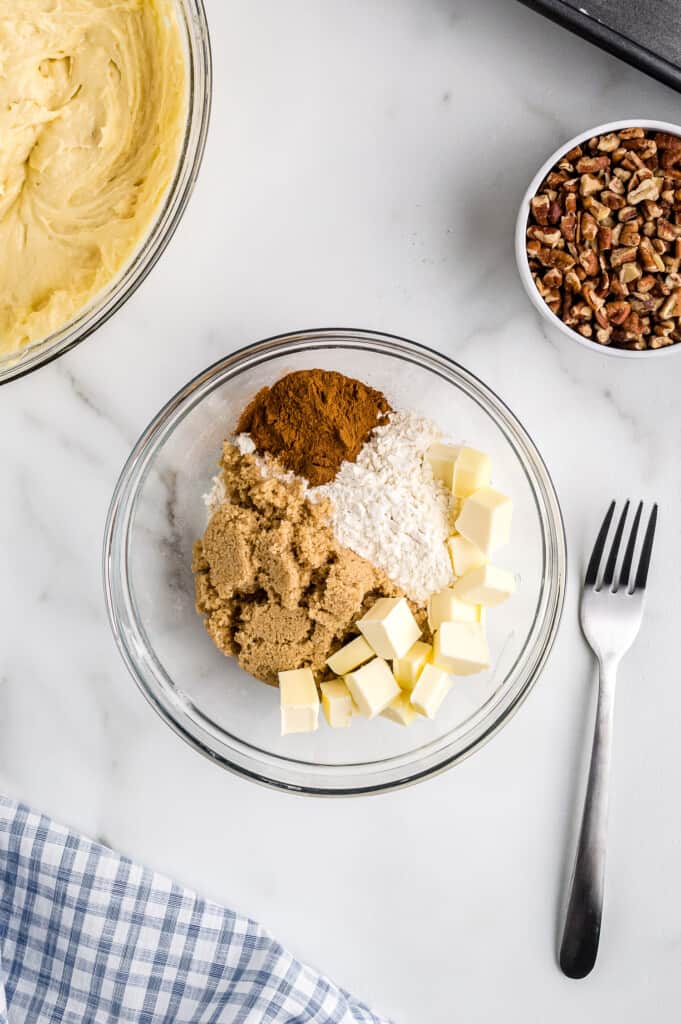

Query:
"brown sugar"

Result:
[[236, 369, 390, 486], [193, 444, 426, 686]]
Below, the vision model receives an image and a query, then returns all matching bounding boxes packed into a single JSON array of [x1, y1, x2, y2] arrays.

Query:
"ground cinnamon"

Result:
[[236, 369, 390, 485]]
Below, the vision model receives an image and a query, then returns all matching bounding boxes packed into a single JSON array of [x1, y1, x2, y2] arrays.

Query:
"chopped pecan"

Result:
[[560, 214, 576, 241], [543, 248, 576, 270], [564, 144, 584, 162], [598, 225, 612, 250], [543, 268, 563, 289], [605, 300, 631, 325], [564, 269, 581, 291], [582, 281, 604, 310], [643, 199, 663, 219], [527, 225, 563, 247], [655, 132, 681, 150], [620, 223, 641, 247], [580, 212, 598, 241], [661, 149, 681, 171], [619, 127, 645, 140], [578, 247, 599, 275], [639, 237, 665, 272], [546, 170, 569, 188], [576, 155, 610, 173], [650, 331, 674, 348], [610, 246, 638, 268], [580, 174, 603, 197], [626, 179, 659, 204], [530, 195, 550, 225], [657, 218, 681, 240], [659, 289, 681, 318], [583, 195, 611, 221], [597, 133, 620, 152], [629, 296, 662, 314], [600, 189, 625, 209], [572, 301, 592, 321], [636, 274, 657, 292], [619, 262, 642, 285]]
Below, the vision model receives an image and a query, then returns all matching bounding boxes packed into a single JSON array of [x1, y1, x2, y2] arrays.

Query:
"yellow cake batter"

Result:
[[0, 0, 186, 356]]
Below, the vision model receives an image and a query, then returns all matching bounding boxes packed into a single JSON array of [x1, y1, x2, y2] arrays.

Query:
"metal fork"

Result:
[[559, 500, 658, 980]]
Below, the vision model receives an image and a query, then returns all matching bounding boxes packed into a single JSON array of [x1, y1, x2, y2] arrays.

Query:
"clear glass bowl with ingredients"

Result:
[[0, 0, 212, 386], [103, 330, 567, 795]]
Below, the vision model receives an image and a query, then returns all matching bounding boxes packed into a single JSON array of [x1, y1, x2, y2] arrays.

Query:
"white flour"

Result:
[[204, 413, 456, 603], [313, 411, 455, 602]]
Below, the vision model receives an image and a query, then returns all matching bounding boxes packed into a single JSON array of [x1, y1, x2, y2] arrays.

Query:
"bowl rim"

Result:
[[515, 118, 681, 360], [103, 329, 568, 796], [0, 0, 213, 386]]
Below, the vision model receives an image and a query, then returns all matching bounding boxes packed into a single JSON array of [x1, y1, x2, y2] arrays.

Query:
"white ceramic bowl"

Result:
[[515, 119, 681, 359]]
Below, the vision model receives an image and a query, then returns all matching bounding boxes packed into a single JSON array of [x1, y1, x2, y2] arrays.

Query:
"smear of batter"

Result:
[[0, 0, 186, 355]]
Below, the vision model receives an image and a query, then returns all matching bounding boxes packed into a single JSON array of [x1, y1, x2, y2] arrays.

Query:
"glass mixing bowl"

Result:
[[0, 0, 212, 386], [104, 330, 567, 795]]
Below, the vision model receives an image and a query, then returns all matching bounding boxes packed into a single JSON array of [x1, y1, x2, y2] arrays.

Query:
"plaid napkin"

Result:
[[0, 796, 391, 1024]]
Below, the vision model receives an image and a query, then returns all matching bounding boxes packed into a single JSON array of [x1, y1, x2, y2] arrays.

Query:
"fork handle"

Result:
[[559, 659, 618, 979]]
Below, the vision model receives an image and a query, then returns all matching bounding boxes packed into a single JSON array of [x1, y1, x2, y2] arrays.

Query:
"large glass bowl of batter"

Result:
[[0, 0, 212, 386], [104, 330, 567, 796]]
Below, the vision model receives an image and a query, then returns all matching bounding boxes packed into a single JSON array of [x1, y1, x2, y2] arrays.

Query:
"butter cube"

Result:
[[410, 664, 452, 719], [451, 447, 491, 499], [446, 533, 487, 577], [345, 658, 400, 719], [279, 669, 320, 735], [357, 597, 421, 660], [453, 564, 516, 607], [393, 640, 432, 691], [425, 443, 460, 489], [433, 621, 490, 676], [382, 690, 418, 726], [427, 587, 480, 631], [326, 636, 374, 676], [455, 486, 513, 555], [321, 680, 355, 729]]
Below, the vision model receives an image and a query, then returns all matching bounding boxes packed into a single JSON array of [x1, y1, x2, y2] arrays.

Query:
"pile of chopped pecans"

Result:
[[526, 127, 681, 350]]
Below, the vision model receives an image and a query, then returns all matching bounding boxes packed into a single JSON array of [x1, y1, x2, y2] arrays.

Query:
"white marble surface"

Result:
[[2, 1, 681, 1020]]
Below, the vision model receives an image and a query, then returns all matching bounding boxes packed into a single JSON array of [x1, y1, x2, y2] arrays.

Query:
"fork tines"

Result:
[[585, 500, 658, 593]]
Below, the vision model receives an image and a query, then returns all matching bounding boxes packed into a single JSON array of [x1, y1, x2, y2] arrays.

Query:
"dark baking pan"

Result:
[[517, 0, 681, 94]]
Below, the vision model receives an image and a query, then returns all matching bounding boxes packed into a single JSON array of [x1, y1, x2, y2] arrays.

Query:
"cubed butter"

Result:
[[433, 621, 490, 676], [345, 658, 400, 719], [427, 587, 480, 630], [451, 446, 491, 499], [326, 635, 374, 676], [410, 663, 452, 719], [357, 597, 421, 660], [393, 640, 432, 691], [455, 486, 513, 555], [321, 680, 355, 729], [425, 443, 460, 489], [279, 668, 320, 735], [453, 564, 516, 607], [382, 690, 418, 726], [446, 533, 487, 577]]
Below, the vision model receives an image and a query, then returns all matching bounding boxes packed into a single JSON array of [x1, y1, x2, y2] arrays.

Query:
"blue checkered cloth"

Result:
[[0, 797, 391, 1024]]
